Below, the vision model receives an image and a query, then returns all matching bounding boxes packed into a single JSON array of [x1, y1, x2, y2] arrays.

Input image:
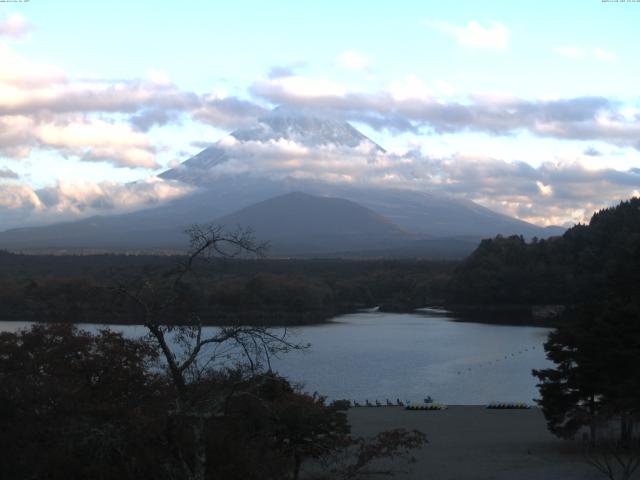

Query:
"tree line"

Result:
[[447, 198, 640, 310], [0, 251, 454, 325]]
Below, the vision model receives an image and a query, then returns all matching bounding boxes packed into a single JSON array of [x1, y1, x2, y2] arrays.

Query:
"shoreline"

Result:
[[346, 405, 599, 480], [0, 305, 562, 329]]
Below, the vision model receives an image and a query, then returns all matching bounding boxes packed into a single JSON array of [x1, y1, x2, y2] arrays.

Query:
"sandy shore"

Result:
[[347, 406, 602, 480]]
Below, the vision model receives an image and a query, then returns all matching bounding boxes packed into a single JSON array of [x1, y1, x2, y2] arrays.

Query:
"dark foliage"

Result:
[[448, 197, 640, 309], [533, 302, 640, 445], [0, 253, 455, 325], [0, 324, 426, 480], [527, 198, 640, 450], [0, 324, 167, 480]]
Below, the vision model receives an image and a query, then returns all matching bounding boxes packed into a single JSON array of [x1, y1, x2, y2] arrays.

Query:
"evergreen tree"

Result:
[[533, 303, 640, 445]]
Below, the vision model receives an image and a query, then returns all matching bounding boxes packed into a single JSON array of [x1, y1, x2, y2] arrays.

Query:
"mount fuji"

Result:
[[0, 107, 563, 256]]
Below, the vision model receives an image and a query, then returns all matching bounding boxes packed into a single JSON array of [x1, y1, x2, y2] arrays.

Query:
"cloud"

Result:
[[0, 14, 32, 39], [0, 114, 159, 168], [172, 129, 640, 226], [0, 44, 268, 169], [253, 75, 640, 149], [0, 176, 194, 230], [2, 126, 638, 228], [267, 62, 307, 79], [583, 146, 602, 157], [536, 181, 553, 197], [0, 78, 198, 116], [426, 20, 509, 50], [192, 96, 267, 129], [336, 50, 370, 71], [415, 156, 640, 226], [0, 167, 18, 179], [130, 108, 182, 131]]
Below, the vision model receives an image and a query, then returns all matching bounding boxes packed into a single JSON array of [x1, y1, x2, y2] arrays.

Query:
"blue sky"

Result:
[[0, 0, 639, 229]]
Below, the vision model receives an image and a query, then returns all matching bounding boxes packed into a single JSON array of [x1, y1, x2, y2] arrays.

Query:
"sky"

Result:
[[0, 0, 639, 230]]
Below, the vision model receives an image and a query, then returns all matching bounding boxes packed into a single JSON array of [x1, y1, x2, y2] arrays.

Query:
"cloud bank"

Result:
[[0, 44, 265, 170], [252, 75, 640, 150], [0, 177, 194, 230], [186, 135, 640, 227]]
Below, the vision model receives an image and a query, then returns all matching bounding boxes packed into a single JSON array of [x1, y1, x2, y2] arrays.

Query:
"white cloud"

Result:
[[0, 167, 18, 179], [0, 176, 194, 229], [0, 13, 32, 39], [254, 75, 640, 150], [336, 50, 370, 71], [426, 20, 509, 51], [536, 180, 553, 197], [0, 44, 266, 170], [0, 114, 159, 169], [36, 119, 158, 168]]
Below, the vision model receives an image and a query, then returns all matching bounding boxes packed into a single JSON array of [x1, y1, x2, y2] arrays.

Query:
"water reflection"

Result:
[[0, 311, 551, 404]]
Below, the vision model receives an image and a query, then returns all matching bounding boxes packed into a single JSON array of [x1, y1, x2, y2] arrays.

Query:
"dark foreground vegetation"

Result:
[[0, 324, 426, 480], [0, 226, 426, 480], [0, 250, 454, 325]]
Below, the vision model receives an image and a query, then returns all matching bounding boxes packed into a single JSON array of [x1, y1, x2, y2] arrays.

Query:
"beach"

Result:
[[348, 406, 602, 480]]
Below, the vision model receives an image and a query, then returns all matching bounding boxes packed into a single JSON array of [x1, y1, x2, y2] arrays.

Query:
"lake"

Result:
[[0, 310, 552, 405]]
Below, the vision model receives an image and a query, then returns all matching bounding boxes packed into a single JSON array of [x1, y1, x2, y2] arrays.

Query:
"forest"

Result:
[[447, 198, 640, 314], [0, 251, 454, 325]]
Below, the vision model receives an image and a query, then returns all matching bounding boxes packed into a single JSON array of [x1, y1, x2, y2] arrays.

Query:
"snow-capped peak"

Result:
[[231, 105, 384, 150], [160, 106, 385, 184]]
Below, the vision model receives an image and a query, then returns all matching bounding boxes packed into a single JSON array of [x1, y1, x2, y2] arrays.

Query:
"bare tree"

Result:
[[116, 224, 306, 480], [587, 441, 640, 480], [586, 418, 640, 480]]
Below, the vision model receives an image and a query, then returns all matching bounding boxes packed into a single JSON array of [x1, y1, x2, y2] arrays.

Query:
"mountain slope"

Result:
[[212, 191, 414, 255], [286, 179, 558, 238]]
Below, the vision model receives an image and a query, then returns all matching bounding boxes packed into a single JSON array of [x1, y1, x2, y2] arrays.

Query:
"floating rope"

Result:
[[406, 402, 448, 411], [486, 402, 531, 409]]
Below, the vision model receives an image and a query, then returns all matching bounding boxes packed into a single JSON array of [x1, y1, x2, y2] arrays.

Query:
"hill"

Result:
[[213, 192, 414, 255]]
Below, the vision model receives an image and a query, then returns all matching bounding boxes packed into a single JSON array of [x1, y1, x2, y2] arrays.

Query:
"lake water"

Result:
[[0, 310, 552, 405]]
